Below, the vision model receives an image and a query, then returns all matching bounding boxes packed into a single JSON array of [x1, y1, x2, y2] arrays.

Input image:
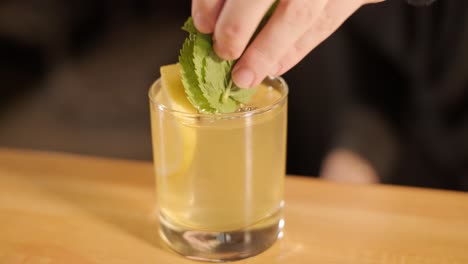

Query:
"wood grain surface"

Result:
[[1, 148, 467, 263]]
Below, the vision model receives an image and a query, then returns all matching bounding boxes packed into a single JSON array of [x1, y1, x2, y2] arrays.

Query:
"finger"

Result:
[[232, 0, 328, 88], [273, 0, 379, 76], [320, 149, 379, 184], [192, 0, 225, 34], [213, 0, 275, 60]]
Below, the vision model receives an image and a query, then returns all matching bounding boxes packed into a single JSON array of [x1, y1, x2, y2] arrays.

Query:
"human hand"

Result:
[[192, 0, 384, 88], [320, 148, 379, 184]]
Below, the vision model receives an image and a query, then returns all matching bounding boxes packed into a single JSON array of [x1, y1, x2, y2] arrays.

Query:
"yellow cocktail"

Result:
[[149, 64, 288, 261]]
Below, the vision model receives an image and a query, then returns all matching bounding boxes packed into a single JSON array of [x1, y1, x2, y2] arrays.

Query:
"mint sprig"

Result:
[[178, 19, 213, 112], [178, 18, 257, 113]]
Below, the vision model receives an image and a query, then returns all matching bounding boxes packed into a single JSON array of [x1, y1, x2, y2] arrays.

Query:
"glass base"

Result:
[[159, 213, 283, 262]]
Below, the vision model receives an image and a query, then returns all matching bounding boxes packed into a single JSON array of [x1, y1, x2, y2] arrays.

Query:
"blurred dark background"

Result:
[[1, 1, 468, 191], [0, 0, 189, 159]]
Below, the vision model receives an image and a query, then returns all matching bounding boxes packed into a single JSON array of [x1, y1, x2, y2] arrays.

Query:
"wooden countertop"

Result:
[[1, 148, 467, 263]]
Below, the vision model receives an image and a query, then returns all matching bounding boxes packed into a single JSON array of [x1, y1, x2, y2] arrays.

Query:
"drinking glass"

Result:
[[149, 76, 288, 262]]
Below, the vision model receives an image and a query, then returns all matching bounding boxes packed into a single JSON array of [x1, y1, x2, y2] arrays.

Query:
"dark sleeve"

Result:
[[406, 0, 437, 6]]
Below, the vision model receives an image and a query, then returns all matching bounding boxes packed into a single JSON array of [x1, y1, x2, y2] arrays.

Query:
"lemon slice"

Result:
[[159, 64, 197, 114], [152, 64, 197, 181]]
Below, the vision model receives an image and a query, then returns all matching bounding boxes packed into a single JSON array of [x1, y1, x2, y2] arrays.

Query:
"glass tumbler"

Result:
[[149, 76, 288, 262]]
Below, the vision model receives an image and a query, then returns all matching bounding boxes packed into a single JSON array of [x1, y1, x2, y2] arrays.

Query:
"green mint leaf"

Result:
[[181, 17, 197, 34], [179, 18, 237, 113], [178, 30, 214, 112], [178, 2, 278, 113], [192, 33, 211, 99], [193, 34, 210, 81], [229, 85, 258, 104], [202, 50, 237, 113]]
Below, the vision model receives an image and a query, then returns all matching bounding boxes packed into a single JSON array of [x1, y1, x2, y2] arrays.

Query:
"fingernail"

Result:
[[233, 67, 255, 88], [194, 13, 211, 33]]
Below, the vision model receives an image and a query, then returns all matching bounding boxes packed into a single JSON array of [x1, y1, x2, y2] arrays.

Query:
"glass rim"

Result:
[[148, 76, 289, 120]]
